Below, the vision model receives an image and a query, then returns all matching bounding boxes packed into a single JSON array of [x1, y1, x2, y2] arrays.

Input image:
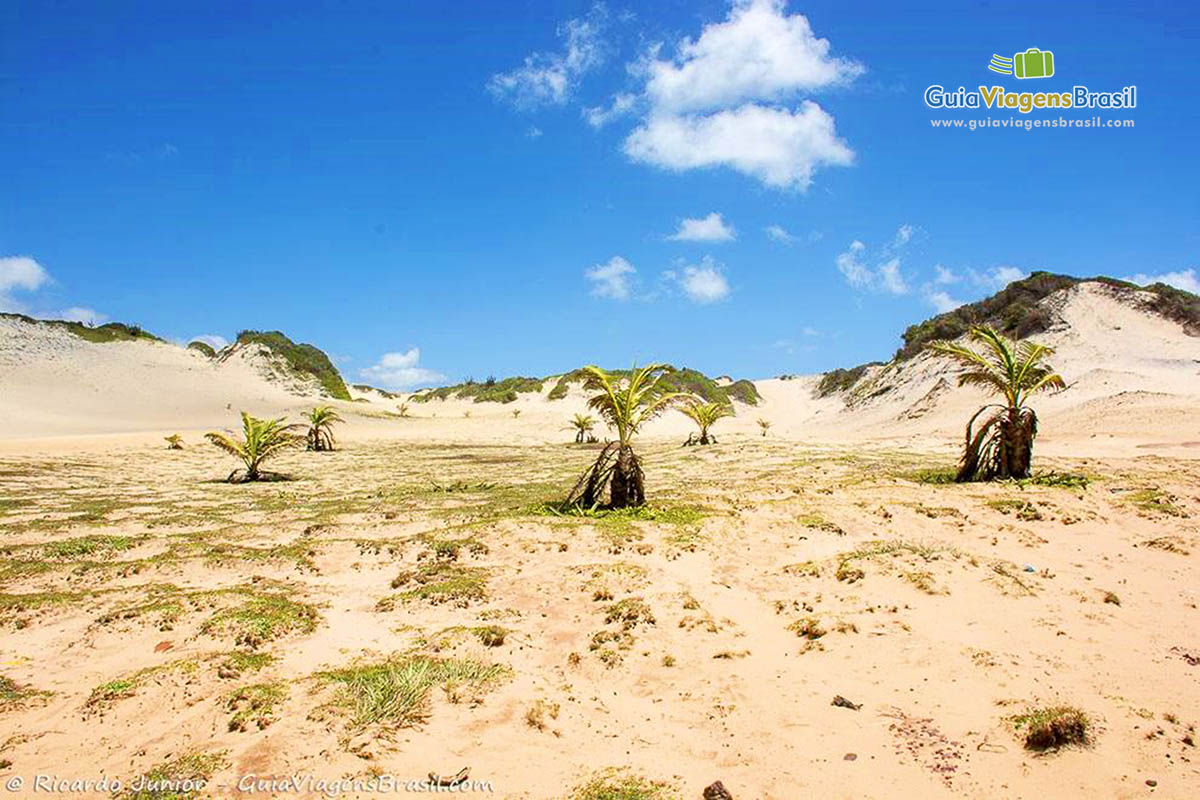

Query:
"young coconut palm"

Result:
[[567, 364, 686, 509], [304, 405, 343, 452], [205, 412, 304, 483], [397, 402, 410, 418], [164, 434, 184, 450], [928, 326, 1065, 482], [756, 418, 771, 437], [680, 401, 733, 445], [568, 413, 597, 444]]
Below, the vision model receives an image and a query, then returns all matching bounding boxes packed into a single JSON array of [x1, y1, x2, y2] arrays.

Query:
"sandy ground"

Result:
[[1, 282, 1199, 798]]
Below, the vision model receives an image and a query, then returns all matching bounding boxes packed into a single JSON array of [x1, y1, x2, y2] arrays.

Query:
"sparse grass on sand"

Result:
[[318, 655, 508, 728], [117, 750, 228, 800], [567, 768, 680, 800]]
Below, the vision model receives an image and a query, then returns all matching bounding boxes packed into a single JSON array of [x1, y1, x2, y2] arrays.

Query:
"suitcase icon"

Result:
[[1014, 48, 1054, 79]]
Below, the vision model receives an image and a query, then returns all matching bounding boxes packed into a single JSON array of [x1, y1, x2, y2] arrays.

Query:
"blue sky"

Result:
[[2, 0, 1197, 388]]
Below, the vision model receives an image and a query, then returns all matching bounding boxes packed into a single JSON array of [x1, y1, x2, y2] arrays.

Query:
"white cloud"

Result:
[[640, 0, 863, 114], [488, 6, 608, 108], [924, 290, 964, 313], [59, 307, 108, 325], [624, 101, 853, 190], [835, 231, 909, 295], [969, 265, 1028, 289], [877, 258, 907, 295], [933, 264, 960, 285], [764, 224, 796, 244], [583, 93, 637, 128], [1128, 268, 1200, 294], [0, 255, 51, 312], [526, 126, 544, 139], [189, 334, 229, 351], [615, 0, 859, 190], [668, 212, 736, 242], [585, 256, 637, 300], [669, 256, 731, 303], [359, 348, 446, 391]]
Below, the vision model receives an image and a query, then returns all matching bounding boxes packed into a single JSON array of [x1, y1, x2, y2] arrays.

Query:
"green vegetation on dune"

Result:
[[550, 366, 760, 406], [350, 383, 400, 399], [412, 365, 760, 406], [895, 272, 1198, 361], [412, 375, 544, 404], [815, 363, 883, 398], [187, 340, 216, 357], [818, 272, 1200, 397], [1, 313, 163, 344], [232, 330, 350, 400]]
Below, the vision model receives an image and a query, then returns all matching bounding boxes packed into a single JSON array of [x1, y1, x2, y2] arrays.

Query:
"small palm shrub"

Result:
[[680, 401, 732, 445], [304, 405, 343, 452], [205, 412, 304, 483], [928, 326, 1065, 481], [567, 364, 686, 509], [164, 434, 184, 450], [569, 413, 597, 444], [757, 418, 771, 437]]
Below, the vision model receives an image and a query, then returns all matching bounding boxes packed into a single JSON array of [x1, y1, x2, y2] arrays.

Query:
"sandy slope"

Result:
[[2, 282, 1197, 458]]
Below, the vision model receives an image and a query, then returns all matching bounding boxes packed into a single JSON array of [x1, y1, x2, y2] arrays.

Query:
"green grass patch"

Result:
[[568, 768, 680, 800], [0, 674, 49, 709], [318, 655, 508, 728], [42, 534, 142, 560], [201, 594, 319, 648], [118, 751, 228, 800], [386, 563, 489, 607], [1126, 488, 1188, 517]]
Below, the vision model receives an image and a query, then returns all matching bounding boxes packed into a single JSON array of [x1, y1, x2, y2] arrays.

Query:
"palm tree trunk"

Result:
[[609, 444, 645, 508]]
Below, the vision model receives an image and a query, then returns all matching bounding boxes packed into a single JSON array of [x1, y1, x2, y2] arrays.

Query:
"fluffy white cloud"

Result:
[[585, 256, 637, 300], [640, 0, 863, 114], [624, 102, 853, 190], [835, 229, 910, 295], [1129, 268, 1200, 294], [359, 348, 446, 390], [924, 290, 964, 313], [59, 307, 108, 325], [0, 255, 50, 312], [617, 0, 859, 190], [488, 6, 608, 108], [668, 212, 736, 242], [764, 224, 795, 244], [0, 256, 49, 293], [583, 92, 637, 128], [668, 257, 731, 303]]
